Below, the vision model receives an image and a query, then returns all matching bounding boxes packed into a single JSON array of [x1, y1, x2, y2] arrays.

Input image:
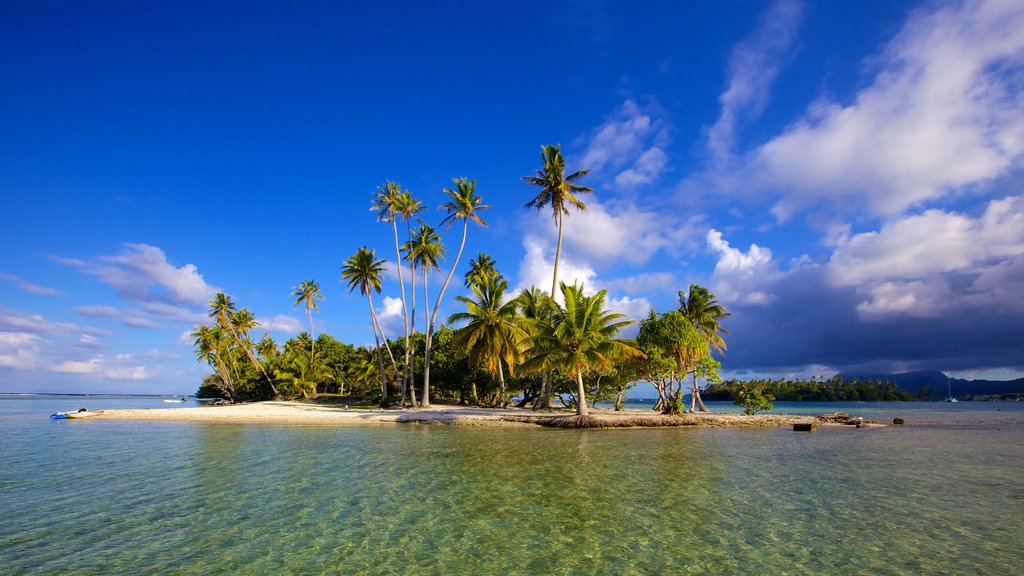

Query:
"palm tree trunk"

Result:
[[497, 361, 506, 408], [367, 301, 388, 398], [693, 372, 709, 412], [392, 221, 410, 404], [422, 267, 432, 407], [408, 262, 418, 408], [308, 309, 315, 369], [229, 324, 279, 398], [575, 371, 589, 416], [424, 219, 469, 408]]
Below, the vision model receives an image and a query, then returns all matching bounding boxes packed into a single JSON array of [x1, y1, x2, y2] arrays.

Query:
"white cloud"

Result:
[[0, 307, 109, 337], [53, 358, 102, 374], [139, 301, 207, 324], [0, 332, 42, 369], [750, 0, 1024, 220], [256, 315, 304, 334], [55, 243, 219, 307], [374, 296, 406, 338], [706, 229, 778, 305], [526, 200, 702, 268], [514, 235, 597, 296], [577, 99, 671, 190], [0, 272, 62, 296], [828, 195, 1024, 318], [74, 305, 157, 328], [707, 0, 804, 167]]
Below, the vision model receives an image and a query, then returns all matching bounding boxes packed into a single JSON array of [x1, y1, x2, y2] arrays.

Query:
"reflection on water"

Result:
[[2, 397, 1023, 574]]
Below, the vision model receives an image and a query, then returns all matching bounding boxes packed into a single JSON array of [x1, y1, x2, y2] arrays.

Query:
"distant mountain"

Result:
[[840, 370, 1024, 400]]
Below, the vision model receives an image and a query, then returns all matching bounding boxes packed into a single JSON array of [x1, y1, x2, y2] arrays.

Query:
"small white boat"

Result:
[[163, 398, 187, 403], [945, 377, 958, 403]]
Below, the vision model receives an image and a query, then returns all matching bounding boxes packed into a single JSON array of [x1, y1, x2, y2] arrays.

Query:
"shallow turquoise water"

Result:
[[2, 397, 1023, 575]]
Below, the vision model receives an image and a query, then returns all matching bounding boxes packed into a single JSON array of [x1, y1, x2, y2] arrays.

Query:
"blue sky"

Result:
[[2, 0, 1023, 395]]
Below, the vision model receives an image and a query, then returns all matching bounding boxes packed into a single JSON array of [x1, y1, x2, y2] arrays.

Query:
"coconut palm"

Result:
[[448, 276, 527, 407], [342, 246, 396, 399], [404, 222, 446, 401], [522, 144, 593, 298], [678, 284, 730, 353], [520, 282, 642, 417], [371, 182, 412, 402], [292, 279, 324, 368], [396, 191, 425, 406], [514, 286, 555, 408], [463, 253, 500, 289], [422, 178, 491, 408], [192, 324, 238, 401], [208, 293, 280, 398], [678, 283, 730, 411]]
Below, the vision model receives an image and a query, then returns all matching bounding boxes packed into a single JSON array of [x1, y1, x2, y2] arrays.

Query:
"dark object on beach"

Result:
[[793, 423, 816, 432], [893, 418, 905, 426], [816, 412, 870, 426]]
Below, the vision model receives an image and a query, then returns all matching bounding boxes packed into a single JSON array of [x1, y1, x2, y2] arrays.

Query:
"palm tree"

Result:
[[514, 286, 555, 408], [422, 178, 491, 408], [342, 247, 393, 399], [208, 293, 280, 398], [256, 332, 278, 360], [678, 283, 730, 411], [192, 324, 238, 401], [292, 279, 324, 368], [522, 144, 593, 298], [448, 276, 527, 407], [371, 182, 411, 401], [521, 282, 642, 416], [404, 222, 446, 402], [463, 253, 500, 289], [397, 191, 424, 406]]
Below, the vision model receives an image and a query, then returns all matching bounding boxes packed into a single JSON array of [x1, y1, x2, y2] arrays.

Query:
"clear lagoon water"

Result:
[[2, 396, 1023, 575]]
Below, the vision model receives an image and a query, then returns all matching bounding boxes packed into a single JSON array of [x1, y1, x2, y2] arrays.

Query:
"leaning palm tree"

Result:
[[292, 279, 324, 368], [192, 324, 239, 402], [463, 253, 499, 289], [520, 282, 643, 417], [396, 191, 425, 406], [341, 247, 393, 399], [522, 144, 593, 298], [422, 178, 491, 408], [208, 293, 280, 398], [448, 276, 527, 407], [678, 283, 730, 411]]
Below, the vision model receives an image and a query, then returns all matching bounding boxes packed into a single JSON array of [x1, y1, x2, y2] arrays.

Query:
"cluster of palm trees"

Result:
[[192, 144, 732, 413]]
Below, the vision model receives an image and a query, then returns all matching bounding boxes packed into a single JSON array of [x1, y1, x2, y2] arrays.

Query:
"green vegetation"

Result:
[[192, 145, 737, 413], [703, 376, 924, 402]]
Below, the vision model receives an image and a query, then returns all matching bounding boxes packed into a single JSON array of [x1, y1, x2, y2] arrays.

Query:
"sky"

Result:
[[2, 0, 1023, 395]]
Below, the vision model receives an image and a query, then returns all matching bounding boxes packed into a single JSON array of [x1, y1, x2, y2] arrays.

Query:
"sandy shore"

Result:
[[94, 401, 870, 429]]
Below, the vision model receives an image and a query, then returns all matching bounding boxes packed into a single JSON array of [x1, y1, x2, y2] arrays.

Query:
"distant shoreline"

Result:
[[91, 401, 882, 429]]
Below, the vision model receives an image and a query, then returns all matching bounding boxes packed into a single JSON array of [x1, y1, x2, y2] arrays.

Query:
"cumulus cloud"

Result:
[[827, 195, 1024, 318], [749, 0, 1024, 220], [602, 272, 679, 295], [706, 0, 804, 167], [514, 234, 597, 296], [54, 243, 218, 308], [0, 307, 109, 337], [706, 229, 777, 305], [525, 200, 702, 268], [0, 272, 62, 296], [0, 332, 42, 369], [256, 315, 304, 334], [374, 296, 406, 337], [577, 99, 671, 190]]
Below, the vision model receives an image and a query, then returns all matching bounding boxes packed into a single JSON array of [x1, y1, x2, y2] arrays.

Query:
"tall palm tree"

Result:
[[192, 324, 238, 402], [404, 221, 446, 402], [371, 182, 412, 402], [422, 178, 491, 408], [678, 283, 730, 411], [292, 279, 324, 368], [396, 190, 424, 406], [463, 253, 500, 289], [342, 247, 392, 399], [522, 144, 593, 298], [208, 293, 280, 398], [521, 282, 642, 416], [448, 276, 527, 407]]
